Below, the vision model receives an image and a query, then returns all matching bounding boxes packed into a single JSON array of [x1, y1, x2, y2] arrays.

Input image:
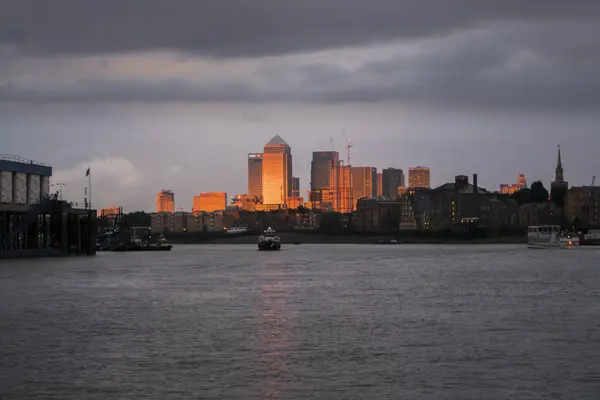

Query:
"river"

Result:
[[1, 244, 599, 399]]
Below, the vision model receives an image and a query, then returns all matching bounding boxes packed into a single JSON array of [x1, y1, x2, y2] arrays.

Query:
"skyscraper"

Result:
[[382, 168, 405, 198], [377, 173, 383, 196], [408, 167, 431, 189], [310, 151, 339, 209], [248, 153, 263, 199], [262, 135, 292, 205], [156, 190, 175, 213], [292, 177, 300, 198], [330, 163, 353, 213], [352, 167, 377, 204]]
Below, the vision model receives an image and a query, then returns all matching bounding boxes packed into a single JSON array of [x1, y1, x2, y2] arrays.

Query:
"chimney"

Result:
[[473, 174, 478, 194]]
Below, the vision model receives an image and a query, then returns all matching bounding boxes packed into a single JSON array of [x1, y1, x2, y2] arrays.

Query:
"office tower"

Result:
[[193, 192, 227, 213], [377, 172, 383, 196], [292, 177, 300, 198], [330, 163, 353, 213], [352, 167, 377, 204], [310, 151, 339, 208], [382, 168, 405, 198], [262, 135, 292, 205], [408, 166, 431, 189], [247, 153, 263, 199], [156, 190, 175, 213]]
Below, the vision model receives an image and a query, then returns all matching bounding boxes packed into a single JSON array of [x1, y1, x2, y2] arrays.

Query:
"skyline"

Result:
[[2, 1, 599, 211]]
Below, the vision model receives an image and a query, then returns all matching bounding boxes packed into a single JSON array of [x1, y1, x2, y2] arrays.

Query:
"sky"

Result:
[[1, 0, 600, 211]]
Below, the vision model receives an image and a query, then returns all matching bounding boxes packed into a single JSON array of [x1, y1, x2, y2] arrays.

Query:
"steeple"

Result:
[[555, 144, 564, 182]]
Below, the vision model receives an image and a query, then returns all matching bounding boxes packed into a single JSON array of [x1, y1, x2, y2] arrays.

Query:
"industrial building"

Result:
[[0, 155, 96, 258]]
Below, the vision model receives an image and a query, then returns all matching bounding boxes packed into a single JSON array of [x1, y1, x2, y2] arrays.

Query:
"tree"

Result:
[[510, 188, 531, 206], [529, 181, 549, 203], [124, 211, 151, 227], [319, 212, 342, 234]]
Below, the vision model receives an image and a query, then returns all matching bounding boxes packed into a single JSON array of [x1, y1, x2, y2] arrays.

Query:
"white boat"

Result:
[[527, 225, 579, 249], [258, 227, 281, 251]]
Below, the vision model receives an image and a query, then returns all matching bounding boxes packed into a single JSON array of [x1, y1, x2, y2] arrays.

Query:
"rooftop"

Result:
[[265, 135, 289, 146]]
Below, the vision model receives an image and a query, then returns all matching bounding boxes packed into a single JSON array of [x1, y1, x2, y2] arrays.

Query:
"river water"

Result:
[[1, 244, 599, 399]]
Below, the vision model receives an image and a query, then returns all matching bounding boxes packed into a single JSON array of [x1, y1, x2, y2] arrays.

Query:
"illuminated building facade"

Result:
[[330, 163, 353, 213], [500, 173, 528, 194], [262, 135, 292, 206], [408, 166, 431, 189], [248, 153, 263, 199], [156, 190, 175, 213], [352, 166, 377, 205], [193, 192, 227, 213], [377, 172, 383, 196]]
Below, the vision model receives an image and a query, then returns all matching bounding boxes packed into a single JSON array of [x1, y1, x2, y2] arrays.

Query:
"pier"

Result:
[[0, 155, 96, 259]]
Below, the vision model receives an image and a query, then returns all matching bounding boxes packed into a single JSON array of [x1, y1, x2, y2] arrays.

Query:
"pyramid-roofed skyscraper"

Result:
[[262, 135, 292, 205]]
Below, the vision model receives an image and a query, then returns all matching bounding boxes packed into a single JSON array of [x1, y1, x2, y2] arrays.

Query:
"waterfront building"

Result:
[[262, 135, 292, 206], [408, 166, 431, 189], [156, 190, 175, 213], [248, 153, 263, 199], [193, 192, 227, 213], [0, 155, 96, 258]]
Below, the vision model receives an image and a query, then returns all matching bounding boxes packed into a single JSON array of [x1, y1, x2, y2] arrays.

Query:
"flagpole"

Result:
[[88, 166, 92, 210]]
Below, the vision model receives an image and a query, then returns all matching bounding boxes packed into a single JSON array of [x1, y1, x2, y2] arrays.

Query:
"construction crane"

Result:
[[343, 129, 353, 166]]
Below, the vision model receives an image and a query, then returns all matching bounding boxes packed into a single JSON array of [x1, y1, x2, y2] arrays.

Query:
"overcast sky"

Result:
[[2, 0, 600, 211]]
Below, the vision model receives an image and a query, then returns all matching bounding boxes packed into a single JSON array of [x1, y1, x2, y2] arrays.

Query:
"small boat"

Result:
[[582, 229, 600, 246], [527, 225, 579, 249], [258, 227, 281, 251]]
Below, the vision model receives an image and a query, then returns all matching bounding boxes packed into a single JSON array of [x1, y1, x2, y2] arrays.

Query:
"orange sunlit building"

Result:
[[408, 166, 431, 189], [262, 135, 292, 206], [156, 190, 175, 213], [248, 153, 263, 199], [193, 192, 227, 213]]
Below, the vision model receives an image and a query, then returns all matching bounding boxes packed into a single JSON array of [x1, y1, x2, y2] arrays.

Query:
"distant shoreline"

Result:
[[167, 232, 526, 245]]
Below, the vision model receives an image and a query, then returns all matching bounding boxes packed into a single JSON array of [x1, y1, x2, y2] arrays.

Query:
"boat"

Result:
[[258, 227, 281, 251], [582, 229, 600, 246], [527, 225, 579, 249]]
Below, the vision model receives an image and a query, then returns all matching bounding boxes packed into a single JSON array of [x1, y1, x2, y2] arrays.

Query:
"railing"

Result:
[[0, 154, 45, 166]]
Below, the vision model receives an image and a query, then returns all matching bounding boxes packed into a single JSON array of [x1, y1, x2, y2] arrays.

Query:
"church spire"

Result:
[[555, 145, 564, 182]]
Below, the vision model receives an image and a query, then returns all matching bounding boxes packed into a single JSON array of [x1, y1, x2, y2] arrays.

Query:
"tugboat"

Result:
[[258, 227, 281, 251]]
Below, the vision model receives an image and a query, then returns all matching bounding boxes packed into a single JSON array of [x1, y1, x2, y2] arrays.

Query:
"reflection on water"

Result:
[[258, 256, 294, 400]]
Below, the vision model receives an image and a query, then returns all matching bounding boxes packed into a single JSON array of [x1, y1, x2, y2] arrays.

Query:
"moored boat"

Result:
[[527, 225, 579, 249], [258, 227, 281, 251]]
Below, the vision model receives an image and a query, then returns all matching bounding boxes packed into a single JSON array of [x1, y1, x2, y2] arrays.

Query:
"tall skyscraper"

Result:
[[156, 190, 175, 213], [352, 167, 377, 204], [248, 153, 263, 199], [408, 167, 431, 189], [193, 192, 227, 213], [382, 168, 405, 198], [377, 173, 383, 196], [310, 151, 339, 208], [330, 163, 353, 213], [292, 177, 300, 198], [262, 135, 292, 205]]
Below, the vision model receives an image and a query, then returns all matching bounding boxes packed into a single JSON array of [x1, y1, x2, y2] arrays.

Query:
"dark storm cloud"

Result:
[[2, 21, 600, 109], [1, 0, 599, 57]]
